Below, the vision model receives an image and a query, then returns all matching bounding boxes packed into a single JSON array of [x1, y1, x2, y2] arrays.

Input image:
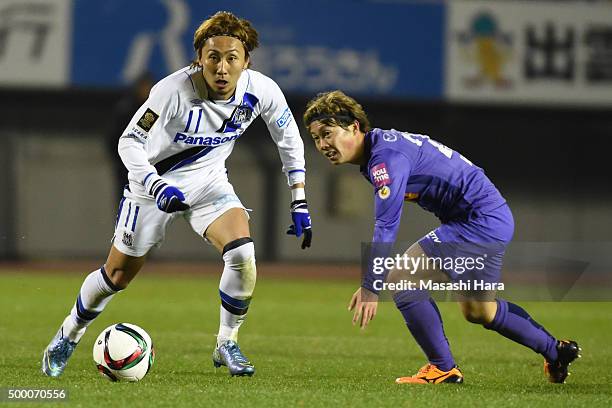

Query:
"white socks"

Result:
[[63, 267, 120, 342], [217, 238, 256, 346], [57, 244, 256, 348]]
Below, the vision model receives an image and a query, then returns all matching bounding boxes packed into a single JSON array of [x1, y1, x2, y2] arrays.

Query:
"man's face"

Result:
[[199, 36, 249, 100], [309, 121, 359, 165]]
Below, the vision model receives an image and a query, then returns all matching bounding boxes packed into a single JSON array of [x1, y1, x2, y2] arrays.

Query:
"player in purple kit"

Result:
[[303, 90, 580, 384]]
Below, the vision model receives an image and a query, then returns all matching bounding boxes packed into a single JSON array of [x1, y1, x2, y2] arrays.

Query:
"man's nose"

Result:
[[216, 59, 228, 74]]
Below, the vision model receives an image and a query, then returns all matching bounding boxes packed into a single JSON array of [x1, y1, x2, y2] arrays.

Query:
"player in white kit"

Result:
[[42, 11, 311, 377]]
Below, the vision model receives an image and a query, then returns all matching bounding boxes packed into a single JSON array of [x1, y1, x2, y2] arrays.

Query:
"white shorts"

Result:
[[112, 178, 248, 257]]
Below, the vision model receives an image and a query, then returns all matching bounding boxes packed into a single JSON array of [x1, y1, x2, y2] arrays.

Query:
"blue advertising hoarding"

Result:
[[71, 0, 444, 99]]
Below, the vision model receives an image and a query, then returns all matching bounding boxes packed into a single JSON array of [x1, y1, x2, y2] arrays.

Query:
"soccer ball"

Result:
[[93, 323, 155, 382]]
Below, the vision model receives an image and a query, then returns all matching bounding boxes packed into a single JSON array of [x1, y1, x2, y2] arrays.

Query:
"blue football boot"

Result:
[[212, 340, 255, 376], [42, 327, 78, 377]]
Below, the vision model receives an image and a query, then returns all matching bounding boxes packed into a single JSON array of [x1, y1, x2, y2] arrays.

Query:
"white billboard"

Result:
[[446, 0, 612, 106], [0, 0, 71, 87]]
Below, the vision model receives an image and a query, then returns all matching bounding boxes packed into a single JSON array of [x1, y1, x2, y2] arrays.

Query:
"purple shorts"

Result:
[[418, 204, 514, 284]]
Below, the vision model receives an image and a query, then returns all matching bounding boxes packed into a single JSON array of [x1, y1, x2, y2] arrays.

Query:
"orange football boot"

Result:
[[544, 340, 581, 383], [395, 363, 464, 384]]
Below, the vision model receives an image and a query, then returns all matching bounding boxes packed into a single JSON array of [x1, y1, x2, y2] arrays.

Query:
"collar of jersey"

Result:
[[210, 94, 236, 104]]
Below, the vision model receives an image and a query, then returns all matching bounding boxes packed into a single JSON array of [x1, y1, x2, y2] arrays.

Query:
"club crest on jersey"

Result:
[[234, 106, 253, 124], [378, 186, 391, 200], [217, 104, 254, 133], [217, 92, 259, 133], [136, 108, 159, 132], [371, 163, 391, 188], [122, 231, 134, 247]]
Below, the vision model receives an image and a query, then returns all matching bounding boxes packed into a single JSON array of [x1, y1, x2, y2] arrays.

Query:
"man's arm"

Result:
[[362, 149, 411, 293], [259, 75, 312, 249], [117, 82, 188, 213]]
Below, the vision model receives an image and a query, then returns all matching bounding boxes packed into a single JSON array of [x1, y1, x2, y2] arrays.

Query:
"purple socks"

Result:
[[394, 295, 559, 369], [395, 296, 456, 371], [485, 299, 558, 362]]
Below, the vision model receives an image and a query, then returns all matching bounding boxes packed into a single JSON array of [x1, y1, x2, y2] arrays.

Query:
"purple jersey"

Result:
[[360, 128, 506, 244]]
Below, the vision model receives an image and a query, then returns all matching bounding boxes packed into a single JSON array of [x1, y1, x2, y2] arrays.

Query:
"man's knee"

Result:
[[104, 258, 144, 290], [223, 238, 256, 266], [104, 264, 143, 290], [221, 237, 257, 293], [102, 266, 132, 290], [104, 250, 145, 290]]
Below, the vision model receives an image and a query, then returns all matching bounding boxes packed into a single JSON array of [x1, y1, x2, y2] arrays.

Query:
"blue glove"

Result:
[[148, 178, 190, 213], [286, 199, 312, 249]]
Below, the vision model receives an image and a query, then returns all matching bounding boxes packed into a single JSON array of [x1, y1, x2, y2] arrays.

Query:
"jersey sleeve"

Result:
[[258, 76, 306, 186], [370, 149, 411, 243], [362, 148, 411, 293], [118, 81, 180, 189]]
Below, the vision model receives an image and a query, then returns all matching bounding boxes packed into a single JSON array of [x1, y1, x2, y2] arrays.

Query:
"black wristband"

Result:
[[149, 179, 167, 197]]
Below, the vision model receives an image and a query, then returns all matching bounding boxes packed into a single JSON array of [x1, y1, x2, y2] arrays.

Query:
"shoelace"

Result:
[[226, 344, 250, 365], [417, 364, 435, 376], [51, 339, 68, 354], [48, 340, 73, 369], [55, 335, 77, 352]]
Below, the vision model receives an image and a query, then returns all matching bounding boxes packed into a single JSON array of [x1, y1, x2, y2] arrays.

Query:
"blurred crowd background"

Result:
[[0, 0, 610, 263]]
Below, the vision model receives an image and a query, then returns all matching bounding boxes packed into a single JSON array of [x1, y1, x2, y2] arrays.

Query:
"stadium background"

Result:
[[0, 0, 610, 263], [1, 1, 612, 406]]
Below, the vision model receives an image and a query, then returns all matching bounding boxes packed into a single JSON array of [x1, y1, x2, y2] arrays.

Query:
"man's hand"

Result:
[[348, 287, 379, 329], [286, 199, 312, 249], [147, 177, 190, 213]]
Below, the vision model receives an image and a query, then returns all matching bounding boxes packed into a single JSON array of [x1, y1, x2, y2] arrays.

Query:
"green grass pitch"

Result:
[[1, 271, 611, 407]]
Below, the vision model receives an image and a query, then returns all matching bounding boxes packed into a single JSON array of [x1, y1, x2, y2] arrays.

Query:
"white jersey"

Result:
[[118, 66, 306, 200]]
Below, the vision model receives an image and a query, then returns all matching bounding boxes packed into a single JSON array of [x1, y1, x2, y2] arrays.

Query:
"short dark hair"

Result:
[[303, 90, 371, 133]]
